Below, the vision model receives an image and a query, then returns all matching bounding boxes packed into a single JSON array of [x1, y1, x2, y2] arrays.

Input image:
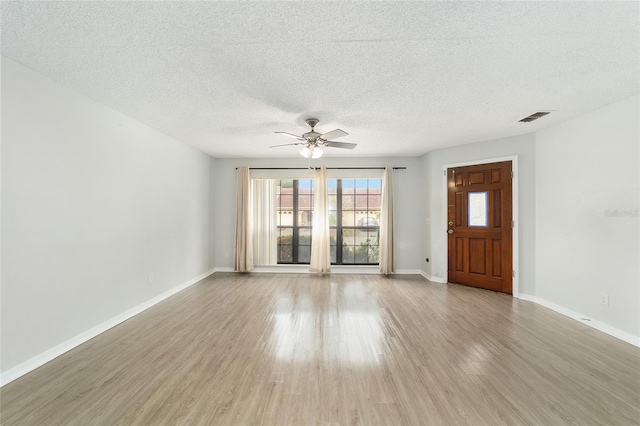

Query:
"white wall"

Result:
[[421, 152, 434, 278], [420, 134, 537, 295], [1, 57, 214, 378], [212, 156, 424, 272], [536, 94, 639, 341], [208, 156, 217, 269]]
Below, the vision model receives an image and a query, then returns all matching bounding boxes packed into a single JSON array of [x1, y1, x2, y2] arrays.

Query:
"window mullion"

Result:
[[336, 179, 343, 264], [366, 179, 370, 263], [293, 180, 299, 263]]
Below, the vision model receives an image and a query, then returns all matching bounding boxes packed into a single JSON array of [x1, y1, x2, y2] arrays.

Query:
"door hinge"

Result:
[[511, 171, 514, 178], [511, 220, 515, 228], [512, 270, 515, 277], [444, 170, 447, 176]]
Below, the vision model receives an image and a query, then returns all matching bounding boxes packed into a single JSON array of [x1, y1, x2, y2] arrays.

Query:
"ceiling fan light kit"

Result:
[[271, 118, 357, 160], [300, 146, 323, 159]]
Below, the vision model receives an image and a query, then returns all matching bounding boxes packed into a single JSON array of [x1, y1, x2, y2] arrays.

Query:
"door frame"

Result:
[[442, 155, 520, 297]]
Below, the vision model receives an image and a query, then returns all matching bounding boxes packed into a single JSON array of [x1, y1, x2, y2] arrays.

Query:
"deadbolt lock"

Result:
[[448, 221, 454, 226]]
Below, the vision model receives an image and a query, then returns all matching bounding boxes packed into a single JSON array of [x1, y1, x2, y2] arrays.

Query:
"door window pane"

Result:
[[468, 191, 488, 227]]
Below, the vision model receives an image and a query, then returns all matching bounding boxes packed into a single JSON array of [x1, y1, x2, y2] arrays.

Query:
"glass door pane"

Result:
[[468, 191, 488, 227]]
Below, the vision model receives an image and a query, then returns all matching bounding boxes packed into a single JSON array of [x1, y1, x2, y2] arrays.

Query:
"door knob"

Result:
[[447, 229, 454, 234]]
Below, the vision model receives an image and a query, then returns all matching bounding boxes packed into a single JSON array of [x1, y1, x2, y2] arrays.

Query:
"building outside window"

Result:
[[276, 178, 381, 265]]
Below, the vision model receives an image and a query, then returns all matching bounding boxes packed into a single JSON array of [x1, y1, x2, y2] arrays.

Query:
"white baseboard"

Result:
[[250, 265, 313, 274], [0, 268, 216, 387], [516, 293, 640, 348], [516, 293, 536, 303], [419, 270, 447, 283], [395, 269, 422, 275], [219, 266, 428, 275]]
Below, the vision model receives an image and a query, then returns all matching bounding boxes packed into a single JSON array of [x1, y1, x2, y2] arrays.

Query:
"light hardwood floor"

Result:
[[1, 273, 639, 425]]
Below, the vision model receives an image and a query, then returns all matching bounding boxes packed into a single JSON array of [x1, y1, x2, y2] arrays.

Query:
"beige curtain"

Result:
[[310, 167, 331, 273], [252, 179, 277, 265], [234, 166, 254, 272], [379, 166, 396, 274]]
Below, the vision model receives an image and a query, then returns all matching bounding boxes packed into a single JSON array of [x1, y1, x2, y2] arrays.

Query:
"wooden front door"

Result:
[[447, 161, 513, 293]]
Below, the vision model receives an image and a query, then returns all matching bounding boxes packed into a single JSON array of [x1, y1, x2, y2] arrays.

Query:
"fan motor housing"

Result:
[[302, 131, 321, 141]]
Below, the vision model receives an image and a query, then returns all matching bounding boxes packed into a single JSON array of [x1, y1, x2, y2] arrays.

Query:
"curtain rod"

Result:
[[236, 167, 406, 170]]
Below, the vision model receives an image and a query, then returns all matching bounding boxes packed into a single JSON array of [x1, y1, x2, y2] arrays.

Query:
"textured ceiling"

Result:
[[2, 1, 639, 158]]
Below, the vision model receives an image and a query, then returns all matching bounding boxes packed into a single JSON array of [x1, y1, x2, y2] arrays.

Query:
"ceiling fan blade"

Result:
[[269, 142, 305, 148], [320, 129, 348, 140], [275, 131, 305, 141], [324, 141, 357, 150]]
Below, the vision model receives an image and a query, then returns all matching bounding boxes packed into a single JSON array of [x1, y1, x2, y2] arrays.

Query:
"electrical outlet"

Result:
[[148, 274, 154, 284], [601, 293, 609, 306]]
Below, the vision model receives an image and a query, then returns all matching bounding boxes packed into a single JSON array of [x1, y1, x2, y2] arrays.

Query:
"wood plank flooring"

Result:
[[1, 273, 639, 425]]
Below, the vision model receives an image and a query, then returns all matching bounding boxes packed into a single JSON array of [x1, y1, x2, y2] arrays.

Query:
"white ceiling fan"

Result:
[[270, 118, 356, 159]]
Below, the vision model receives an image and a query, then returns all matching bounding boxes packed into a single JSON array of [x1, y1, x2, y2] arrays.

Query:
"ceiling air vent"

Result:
[[519, 111, 551, 123]]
